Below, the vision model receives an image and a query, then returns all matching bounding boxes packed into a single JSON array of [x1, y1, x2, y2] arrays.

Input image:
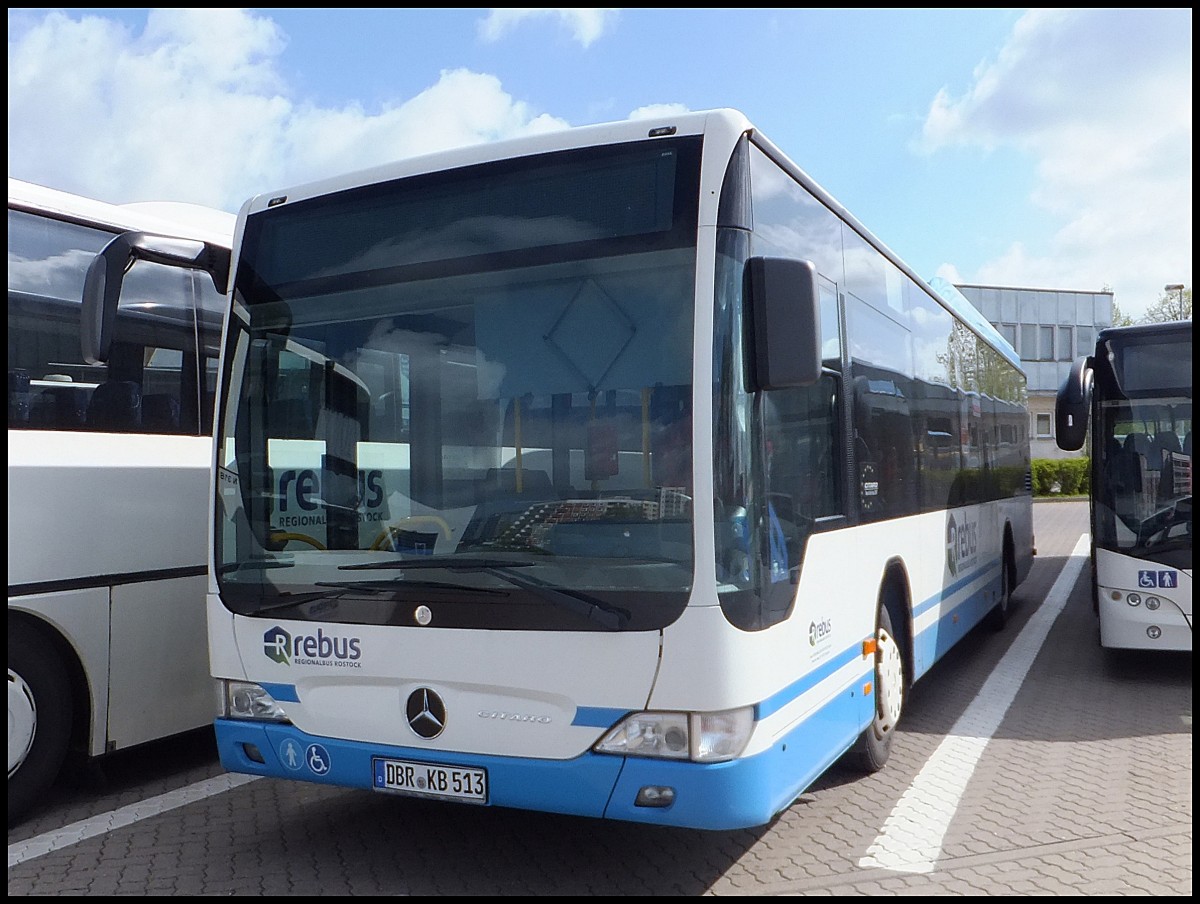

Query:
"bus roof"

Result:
[[8, 177, 234, 248], [221, 108, 1022, 371], [1098, 319, 1192, 344]]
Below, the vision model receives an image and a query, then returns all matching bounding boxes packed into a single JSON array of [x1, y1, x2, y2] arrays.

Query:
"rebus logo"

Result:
[[277, 468, 384, 512], [809, 618, 832, 647], [264, 626, 291, 665], [946, 514, 979, 578], [262, 626, 363, 665]]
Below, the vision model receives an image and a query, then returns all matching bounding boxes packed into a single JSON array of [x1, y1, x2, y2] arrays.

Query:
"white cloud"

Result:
[[627, 103, 691, 121], [477, 8, 619, 48], [7, 9, 567, 212], [919, 8, 1192, 317]]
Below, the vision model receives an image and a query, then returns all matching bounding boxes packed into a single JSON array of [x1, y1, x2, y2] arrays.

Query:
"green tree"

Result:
[[1110, 300, 1136, 327], [1141, 286, 1191, 323]]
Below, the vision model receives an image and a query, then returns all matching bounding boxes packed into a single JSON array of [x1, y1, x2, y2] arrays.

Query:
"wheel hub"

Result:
[[875, 628, 904, 728], [8, 668, 37, 777]]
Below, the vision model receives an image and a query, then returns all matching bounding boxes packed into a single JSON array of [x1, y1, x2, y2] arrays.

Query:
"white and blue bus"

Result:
[[1056, 319, 1191, 651], [83, 109, 1033, 831], [8, 178, 233, 825]]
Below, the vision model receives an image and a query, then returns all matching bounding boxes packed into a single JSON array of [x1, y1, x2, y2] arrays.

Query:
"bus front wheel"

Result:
[[8, 621, 73, 827], [846, 603, 905, 773]]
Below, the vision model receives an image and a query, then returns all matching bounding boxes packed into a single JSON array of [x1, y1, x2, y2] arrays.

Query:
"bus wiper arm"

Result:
[[477, 566, 632, 631], [339, 556, 538, 571], [338, 556, 630, 629], [315, 579, 507, 596]]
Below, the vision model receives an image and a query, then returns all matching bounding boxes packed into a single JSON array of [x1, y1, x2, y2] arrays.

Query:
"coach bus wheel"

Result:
[[8, 622, 73, 826], [846, 603, 905, 773]]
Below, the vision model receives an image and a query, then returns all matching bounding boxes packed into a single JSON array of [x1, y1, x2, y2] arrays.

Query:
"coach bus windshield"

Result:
[[1093, 334, 1192, 570], [215, 137, 702, 631]]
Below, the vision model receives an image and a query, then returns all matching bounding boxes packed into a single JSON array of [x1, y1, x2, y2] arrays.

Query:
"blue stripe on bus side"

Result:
[[259, 682, 300, 702], [912, 557, 1002, 679], [912, 557, 1000, 620], [755, 643, 863, 721], [572, 706, 629, 728]]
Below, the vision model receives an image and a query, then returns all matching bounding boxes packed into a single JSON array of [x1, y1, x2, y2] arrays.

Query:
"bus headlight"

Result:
[[593, 707, 754, 762], [222, 680, 290, 722]]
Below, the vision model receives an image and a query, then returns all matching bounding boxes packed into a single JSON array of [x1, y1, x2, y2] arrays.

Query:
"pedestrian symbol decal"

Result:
[[279, 738, 304, 771]]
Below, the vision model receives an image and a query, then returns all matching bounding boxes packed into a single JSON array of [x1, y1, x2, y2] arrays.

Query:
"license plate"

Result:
[[372, 757, 488, 804]]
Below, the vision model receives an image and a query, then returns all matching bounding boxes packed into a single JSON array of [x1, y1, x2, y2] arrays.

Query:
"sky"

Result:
[[7, 8, 1192, 320]]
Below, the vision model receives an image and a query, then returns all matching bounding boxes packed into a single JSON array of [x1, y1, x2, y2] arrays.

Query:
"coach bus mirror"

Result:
[[82, 230, 231, 365], [744, 257, 821, 391], [1055, 355, 1093, 451]]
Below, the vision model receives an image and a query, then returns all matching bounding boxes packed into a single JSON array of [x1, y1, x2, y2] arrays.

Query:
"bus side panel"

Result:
[[8, 586, 111, 758], [647, 536, 879, 741], [109, 573, 217, 750], [8, 431, 211, 584]]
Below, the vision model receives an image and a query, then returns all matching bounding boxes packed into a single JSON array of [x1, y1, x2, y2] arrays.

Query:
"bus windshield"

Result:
[[1093, 333, 1192, 569], [215, 137, 702, 631]]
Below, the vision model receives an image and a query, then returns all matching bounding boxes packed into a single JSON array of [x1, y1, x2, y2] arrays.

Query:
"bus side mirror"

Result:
[[1055, 355, 1093, 451], [82, 230, 231, 365], [744, 257, 821, 391]]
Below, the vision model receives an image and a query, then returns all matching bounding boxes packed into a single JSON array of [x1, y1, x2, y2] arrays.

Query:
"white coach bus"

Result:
[[7, 178, 233, 824], [82, 109, 1033, 831]]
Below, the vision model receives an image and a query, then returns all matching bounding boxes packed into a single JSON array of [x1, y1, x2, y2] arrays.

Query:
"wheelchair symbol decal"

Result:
[[1138, 570, 1178, 590], [306, 743, 331, 776]]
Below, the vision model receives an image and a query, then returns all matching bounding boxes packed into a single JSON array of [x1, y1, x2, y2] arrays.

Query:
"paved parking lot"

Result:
[[7, 500, 1192, 895]]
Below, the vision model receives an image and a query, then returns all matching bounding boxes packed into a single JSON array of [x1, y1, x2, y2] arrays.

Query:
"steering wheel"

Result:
[[370, 515, 454, 552], [269, 531, 327, 550]]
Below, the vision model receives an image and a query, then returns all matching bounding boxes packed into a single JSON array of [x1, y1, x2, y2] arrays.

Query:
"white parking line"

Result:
[[8, 772, 261, 868], [858, 534, 1090, 874]]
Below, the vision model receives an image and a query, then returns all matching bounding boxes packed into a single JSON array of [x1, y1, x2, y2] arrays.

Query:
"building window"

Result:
[[1057, 326, 1073, 361], [1020, 324, 1037, 359], [1039, 326, 1054, 361], [1035, 413, 1053, 438]]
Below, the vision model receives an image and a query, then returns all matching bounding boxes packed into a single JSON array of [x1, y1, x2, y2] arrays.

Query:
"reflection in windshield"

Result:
[[215, 138, 702, 631], [1096, 395, 1192, 566]]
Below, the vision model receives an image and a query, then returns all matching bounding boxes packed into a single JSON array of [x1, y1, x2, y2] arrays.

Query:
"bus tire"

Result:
[[8, 621, 73, 827], [985, 547, 1013, 632], [846, 602, 904, 773]]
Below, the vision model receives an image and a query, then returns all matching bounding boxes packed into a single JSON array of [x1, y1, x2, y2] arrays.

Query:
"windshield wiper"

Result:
[[315, 578, 507, 596], [339, 556, 631, 630], [339, 556, 538, 571], [476, 565, 631, 631]]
